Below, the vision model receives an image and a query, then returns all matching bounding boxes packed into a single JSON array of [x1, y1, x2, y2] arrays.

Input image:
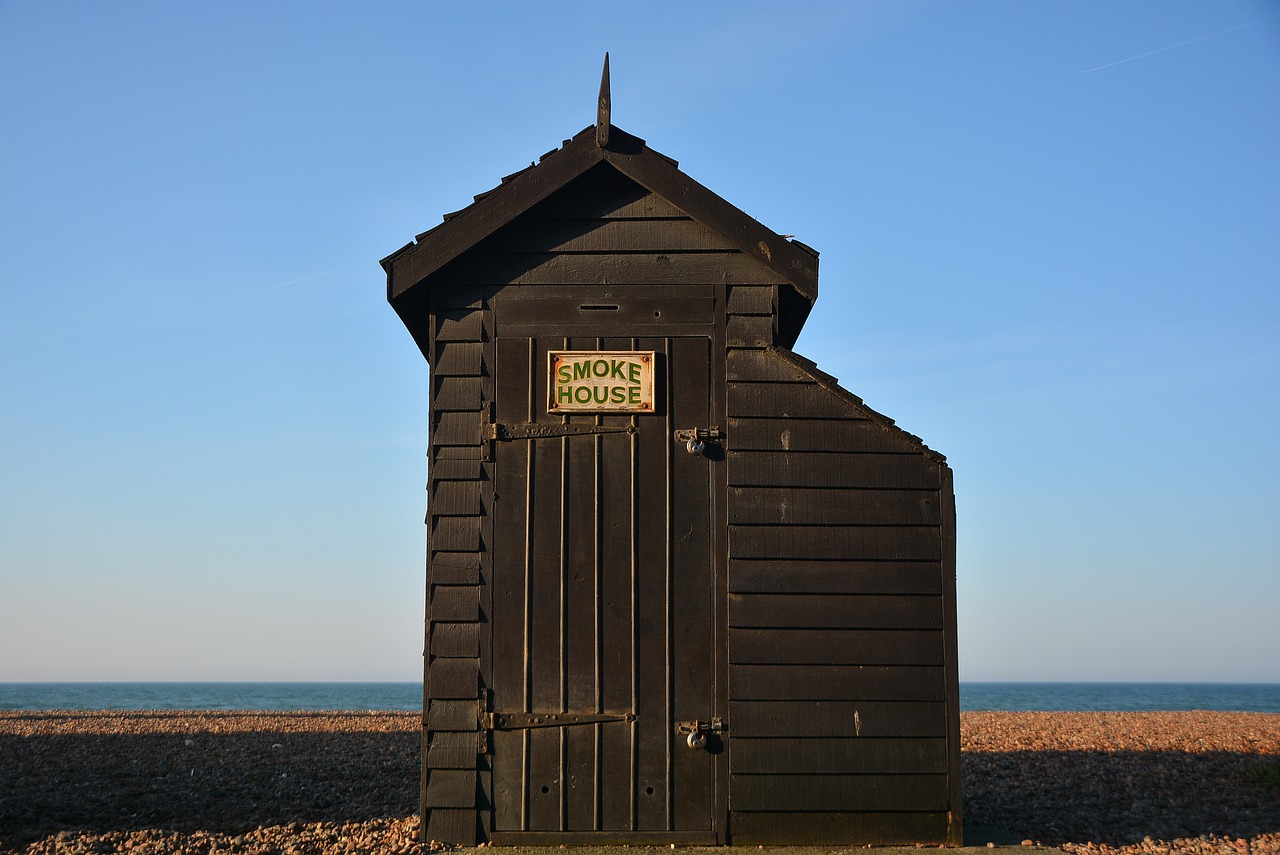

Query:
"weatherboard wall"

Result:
[[722, 317, 962, 844], [422, 283, 492, 845]]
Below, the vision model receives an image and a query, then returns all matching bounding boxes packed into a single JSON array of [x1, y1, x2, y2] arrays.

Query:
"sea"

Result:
[[0, 682, 1277, 712]]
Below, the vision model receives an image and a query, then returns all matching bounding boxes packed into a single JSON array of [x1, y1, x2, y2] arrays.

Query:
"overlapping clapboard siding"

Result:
[[724, 297, 959, 845], [423, 285, 493, 845]]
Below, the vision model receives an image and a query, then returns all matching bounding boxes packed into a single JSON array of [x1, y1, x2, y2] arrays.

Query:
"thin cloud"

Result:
[[1082, 13, 1279, 74], [273, 262, 364, 288]]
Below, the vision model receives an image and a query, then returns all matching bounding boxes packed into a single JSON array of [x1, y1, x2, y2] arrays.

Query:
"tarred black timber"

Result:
[[385, 65, 959, 848], [941, 465, 964, 845], [596, 52, 611, 148]]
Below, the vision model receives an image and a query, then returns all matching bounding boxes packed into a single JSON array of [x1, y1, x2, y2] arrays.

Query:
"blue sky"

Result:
[[1, 1, 1276, 682]]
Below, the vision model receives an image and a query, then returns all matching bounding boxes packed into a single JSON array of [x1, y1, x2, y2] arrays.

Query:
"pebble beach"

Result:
[[1, 711, 1277, 855]]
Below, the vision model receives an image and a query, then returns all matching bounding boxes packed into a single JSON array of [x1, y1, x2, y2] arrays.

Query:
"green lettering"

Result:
[[610, 386, 625, 403], [593, 359, 609, 378], [573, 362, 591, 381], [610, 360, 626, 381], [628, 386, 640, 404], [575, 386, 592, 404], [557, 365, 572, 383], [592, 386, 609, 404], [557, 385, 573, 403], [628, 363, 640, 384]]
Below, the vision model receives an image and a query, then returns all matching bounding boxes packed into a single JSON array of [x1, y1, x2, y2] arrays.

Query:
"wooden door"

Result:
[[489, 335, 720, 842]]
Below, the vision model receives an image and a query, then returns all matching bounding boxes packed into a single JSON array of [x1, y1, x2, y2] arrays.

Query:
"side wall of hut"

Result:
[[422, 285, 494, 845], [722, 304, 962, 845]]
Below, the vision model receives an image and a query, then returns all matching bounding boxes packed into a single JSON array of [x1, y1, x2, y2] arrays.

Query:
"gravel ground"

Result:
[[963, 712, 1280, 855], [1, 710, 1277, 854]]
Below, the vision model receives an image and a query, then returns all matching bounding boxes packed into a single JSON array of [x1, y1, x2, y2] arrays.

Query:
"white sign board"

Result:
[[548, 351, 656, 413]]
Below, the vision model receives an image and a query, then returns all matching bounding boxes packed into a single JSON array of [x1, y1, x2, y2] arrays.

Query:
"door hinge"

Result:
[[488, 422, 635, 440], [482, 711, 637, 730]]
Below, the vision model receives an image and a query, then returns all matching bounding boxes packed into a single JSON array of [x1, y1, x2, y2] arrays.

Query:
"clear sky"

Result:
[[2, 1, 1277, 683]]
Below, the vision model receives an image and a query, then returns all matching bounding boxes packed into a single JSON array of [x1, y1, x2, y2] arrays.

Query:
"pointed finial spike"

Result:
[[596, 52, 611, 148]]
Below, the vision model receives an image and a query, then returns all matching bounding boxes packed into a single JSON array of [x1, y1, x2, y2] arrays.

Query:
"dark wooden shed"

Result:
[[382, 67, 961, 847]]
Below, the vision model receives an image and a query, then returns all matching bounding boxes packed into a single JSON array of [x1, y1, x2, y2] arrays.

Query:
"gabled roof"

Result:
[[381, 122, 820, 341]]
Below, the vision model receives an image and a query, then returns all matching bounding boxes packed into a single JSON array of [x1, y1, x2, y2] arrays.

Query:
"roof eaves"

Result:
[[600, 132, 818, 303], [383, 126, 605, 297], [790, 239, 820, 259]]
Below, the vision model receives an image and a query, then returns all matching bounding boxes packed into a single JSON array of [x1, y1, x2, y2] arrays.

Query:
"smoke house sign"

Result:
[[548, 351, 655, 413]]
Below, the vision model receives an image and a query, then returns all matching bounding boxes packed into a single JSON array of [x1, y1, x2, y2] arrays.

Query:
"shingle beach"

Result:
[[2, 711, 1277, 854]]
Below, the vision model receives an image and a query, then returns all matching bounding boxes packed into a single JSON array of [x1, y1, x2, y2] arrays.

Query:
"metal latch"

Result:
[[674, 427, 722, 456], [674, 717, 725, 751]]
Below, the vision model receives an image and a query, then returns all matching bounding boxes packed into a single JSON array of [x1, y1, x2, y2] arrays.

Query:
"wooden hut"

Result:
[[382, 63, 961, 847]]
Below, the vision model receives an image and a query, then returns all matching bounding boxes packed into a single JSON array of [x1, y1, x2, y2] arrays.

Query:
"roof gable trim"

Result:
[[383, 127, 603, 300], [600, 132, 817, 301], [384, 126, 818, 306]]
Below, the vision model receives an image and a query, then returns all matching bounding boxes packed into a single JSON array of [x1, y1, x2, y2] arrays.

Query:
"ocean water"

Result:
[[0, 682, 422, 712], [1, 682, 1277, 712], [961, 682, 1280, 713]]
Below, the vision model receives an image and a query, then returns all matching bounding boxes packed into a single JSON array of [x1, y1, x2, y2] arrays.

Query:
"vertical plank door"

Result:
[[490, 335, 718, 842]]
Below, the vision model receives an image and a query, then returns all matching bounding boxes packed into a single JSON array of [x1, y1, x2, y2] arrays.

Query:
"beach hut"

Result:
[[381, 61, 961, 846]]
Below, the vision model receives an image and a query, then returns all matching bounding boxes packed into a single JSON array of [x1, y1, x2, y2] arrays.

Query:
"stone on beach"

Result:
[[1, 710, 1278, 854]]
